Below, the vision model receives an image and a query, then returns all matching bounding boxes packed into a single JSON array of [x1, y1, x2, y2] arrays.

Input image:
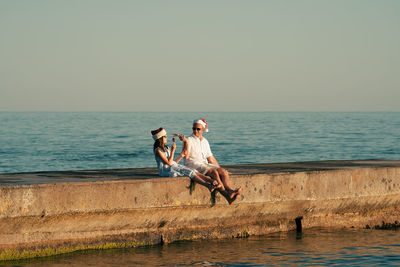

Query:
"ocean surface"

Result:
[[1, 112, 400, 266], [0, 112, 399, 174]]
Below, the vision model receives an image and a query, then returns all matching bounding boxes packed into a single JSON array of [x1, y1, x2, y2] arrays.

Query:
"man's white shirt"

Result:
[[184, 135, 213, 169]]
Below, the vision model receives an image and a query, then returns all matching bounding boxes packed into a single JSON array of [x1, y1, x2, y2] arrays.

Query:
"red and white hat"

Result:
[[151, 127, 167, 140], [193, 118, 209, 132]]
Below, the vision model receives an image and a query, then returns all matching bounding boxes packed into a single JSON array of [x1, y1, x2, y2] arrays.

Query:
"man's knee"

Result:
[[217, 167, 228, 176]]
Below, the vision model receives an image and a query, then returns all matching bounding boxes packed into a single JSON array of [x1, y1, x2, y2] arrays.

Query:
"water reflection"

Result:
[[4, 228, 400, 266]]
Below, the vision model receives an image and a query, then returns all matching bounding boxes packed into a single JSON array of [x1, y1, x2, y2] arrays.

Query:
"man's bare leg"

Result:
[[217, 167, 242, 198]]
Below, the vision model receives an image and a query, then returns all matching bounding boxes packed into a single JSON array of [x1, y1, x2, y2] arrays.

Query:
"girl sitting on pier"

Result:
[[151, 127, 222, 192]]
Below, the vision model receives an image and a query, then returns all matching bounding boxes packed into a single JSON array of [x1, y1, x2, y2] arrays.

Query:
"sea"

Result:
[[1, 111, 400, 266], [1, 111, 399, 174]]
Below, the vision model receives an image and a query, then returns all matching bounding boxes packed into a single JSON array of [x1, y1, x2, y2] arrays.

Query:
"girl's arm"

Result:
[[155, 144, 176, 166]]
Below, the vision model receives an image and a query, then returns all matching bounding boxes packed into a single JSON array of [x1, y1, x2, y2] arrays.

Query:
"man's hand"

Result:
[[173, 133, 187, 142]]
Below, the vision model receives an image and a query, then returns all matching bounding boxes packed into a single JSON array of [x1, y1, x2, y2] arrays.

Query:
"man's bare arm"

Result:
[[207, 155, 220, 167], [174, 133, 189, 159]]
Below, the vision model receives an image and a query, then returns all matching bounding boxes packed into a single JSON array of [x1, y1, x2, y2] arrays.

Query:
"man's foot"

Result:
[[228, 192, 241, 205], [228, 187, 242, 199], [235, 187, 243, 195]]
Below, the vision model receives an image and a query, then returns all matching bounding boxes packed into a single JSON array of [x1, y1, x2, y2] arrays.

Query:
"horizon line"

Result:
[[1, 110, 399, 113]]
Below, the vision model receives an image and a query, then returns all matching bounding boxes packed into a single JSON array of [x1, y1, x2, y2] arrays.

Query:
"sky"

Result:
[[0, 0, 399, 112]]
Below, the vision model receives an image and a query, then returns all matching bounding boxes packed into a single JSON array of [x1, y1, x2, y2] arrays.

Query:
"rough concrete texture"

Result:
[[1, 160, 400, 260]]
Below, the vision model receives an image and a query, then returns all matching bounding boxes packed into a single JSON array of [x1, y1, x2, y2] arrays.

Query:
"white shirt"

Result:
[[184, 135, 213, 169]]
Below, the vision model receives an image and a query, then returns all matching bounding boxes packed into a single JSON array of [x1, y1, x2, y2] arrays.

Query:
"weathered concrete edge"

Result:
[[1, 201, 399, 262], [1, 163, 400, 261]]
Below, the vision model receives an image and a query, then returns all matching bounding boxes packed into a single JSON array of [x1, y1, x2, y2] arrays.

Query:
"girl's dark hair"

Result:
[[153, 138, 161, 152], [153, 138, 168, 153]]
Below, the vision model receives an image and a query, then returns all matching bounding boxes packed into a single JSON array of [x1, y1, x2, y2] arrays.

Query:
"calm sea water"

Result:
[[4, 228, 400, 266], [0, 112, 399, 174], [1, 112, 400, 266]]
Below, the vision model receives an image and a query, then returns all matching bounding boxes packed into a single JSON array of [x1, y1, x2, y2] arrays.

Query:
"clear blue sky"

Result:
[[1, 0, 399, 111]]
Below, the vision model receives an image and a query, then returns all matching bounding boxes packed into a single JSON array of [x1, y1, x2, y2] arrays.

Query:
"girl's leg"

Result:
[[196, 172, 223, 189], [171, 163, 221, 193], [206, 168, 225, 191], [192, 172, 219, 192]]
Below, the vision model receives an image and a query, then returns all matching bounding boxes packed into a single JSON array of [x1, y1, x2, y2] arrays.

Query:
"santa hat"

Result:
[[151, 127, 167, 141], [193, 118, 209, 132]]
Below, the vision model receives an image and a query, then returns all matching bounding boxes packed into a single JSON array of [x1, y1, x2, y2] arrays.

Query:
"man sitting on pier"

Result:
[[174, 118, 242, 204]]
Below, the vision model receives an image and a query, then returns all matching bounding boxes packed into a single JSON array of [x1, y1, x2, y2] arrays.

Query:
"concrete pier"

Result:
[[1, 160, 400, 261]]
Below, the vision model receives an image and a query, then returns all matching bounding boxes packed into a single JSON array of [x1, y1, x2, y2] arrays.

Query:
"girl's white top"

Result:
[[154, 146, 196, 178]]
